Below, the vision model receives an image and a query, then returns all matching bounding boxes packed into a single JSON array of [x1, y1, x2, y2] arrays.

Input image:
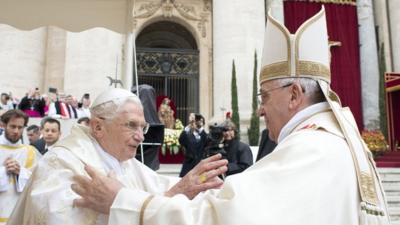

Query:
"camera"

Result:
[[204, 124, 227, 158]]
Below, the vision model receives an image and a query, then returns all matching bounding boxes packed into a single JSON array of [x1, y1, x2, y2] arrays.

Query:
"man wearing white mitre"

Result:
[[7, 88, 228, 225], [70, 7, 391, 225]]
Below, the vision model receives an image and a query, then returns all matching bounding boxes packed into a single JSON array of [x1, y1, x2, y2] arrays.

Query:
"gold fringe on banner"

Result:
[[285, 0, 356, 6]]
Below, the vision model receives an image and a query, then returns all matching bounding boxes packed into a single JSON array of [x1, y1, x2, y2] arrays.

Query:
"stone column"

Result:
[[388, 0, 400, 72], [43, 26, 67, 93], [357, 0, 380, 129], [373, 0, 393, 72], [213, 0, 265, 119], [266, 0, 284, 23], [123, 32, 134, 91]]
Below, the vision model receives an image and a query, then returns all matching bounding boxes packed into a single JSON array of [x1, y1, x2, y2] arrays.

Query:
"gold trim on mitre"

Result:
[[297, 60, 330, 81], [295, 8, 330, 83], [260, 61, 289, 82]]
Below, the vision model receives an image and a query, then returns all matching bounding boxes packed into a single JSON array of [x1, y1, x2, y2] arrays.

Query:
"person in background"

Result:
[[0, 93, 14, 111], [219, 119, 253, 176], [65, 95, 79, 119], [77, 93, 91, 118], [26, 125, 40, 145], [32, 117, 61, 155], [48, 93, 70, 119], [41, 94, 51, 116], [18, 88, 45, 117], [0, 110, 38, 225], [179, 113, 208, 177], [256, 128, 277, 162]]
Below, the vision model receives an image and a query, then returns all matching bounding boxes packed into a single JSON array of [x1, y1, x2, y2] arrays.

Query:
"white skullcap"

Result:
[[91, 88, 137, 110]]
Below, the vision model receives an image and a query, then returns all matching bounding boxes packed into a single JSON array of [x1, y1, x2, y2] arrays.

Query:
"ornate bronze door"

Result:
[[136, 48, 199, 125]]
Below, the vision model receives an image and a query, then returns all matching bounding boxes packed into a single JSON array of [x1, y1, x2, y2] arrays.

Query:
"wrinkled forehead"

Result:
[[115, 102, 145, 122]]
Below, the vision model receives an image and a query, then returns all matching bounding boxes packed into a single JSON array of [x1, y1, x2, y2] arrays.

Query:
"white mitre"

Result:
[[91, 88, 139, 109], [260, 7, 330, 84], [260, 7, 390, 224]]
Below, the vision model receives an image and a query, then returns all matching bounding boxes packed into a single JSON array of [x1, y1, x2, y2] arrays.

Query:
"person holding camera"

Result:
[[219, 119, 253, 176], [179, 113, 208, 177], [18, 88, 45, 117]]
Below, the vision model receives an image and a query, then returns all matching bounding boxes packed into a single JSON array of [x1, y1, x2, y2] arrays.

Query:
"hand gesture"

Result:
[[3, 157, 20, 175], [165, 154, 228, 199], [72, 165, 123, 214]]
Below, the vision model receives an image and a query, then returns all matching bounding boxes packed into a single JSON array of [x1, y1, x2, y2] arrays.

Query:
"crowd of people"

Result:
[[0, 89, 91, 119]]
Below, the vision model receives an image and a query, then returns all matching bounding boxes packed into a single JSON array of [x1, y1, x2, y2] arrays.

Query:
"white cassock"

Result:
[[108, 102, 389, 225], [0, 135, 38, 225], [7, 125, 179, 225]]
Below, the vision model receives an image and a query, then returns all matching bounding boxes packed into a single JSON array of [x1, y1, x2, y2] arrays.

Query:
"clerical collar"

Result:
[[0, 133, 22, 146], [92, 140, 124, 176], [277, 102, 330, 143]]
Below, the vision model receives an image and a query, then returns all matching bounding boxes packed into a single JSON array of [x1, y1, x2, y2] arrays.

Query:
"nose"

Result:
[[258, 106, 265, 117], [133, 130, 145, 143]]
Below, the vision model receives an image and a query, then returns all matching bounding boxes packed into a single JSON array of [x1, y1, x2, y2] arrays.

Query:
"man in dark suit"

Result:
[[256, 129, 277, 162], [179, 113, 208, 177], [32, 117, 61, 154]]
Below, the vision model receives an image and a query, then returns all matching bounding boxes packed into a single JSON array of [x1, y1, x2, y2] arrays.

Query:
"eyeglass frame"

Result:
[[257, 83, 293, 105], [97, 116, 150, 135]]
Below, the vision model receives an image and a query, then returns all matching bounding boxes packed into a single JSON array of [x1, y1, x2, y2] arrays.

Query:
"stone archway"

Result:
[[136, 21, 199, 125]]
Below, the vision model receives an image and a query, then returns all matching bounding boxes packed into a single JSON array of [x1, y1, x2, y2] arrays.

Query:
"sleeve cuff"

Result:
[[16, 167, 31, 192], [109, 188, 152, 225], [0, 166, 9, 192]]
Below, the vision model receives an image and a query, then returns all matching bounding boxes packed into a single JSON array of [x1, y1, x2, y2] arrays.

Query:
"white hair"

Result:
[[90, 96, 143, 120], [275, 77, 326, 104]]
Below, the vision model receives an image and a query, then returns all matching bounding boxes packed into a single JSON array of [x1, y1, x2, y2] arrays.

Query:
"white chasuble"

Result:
[[0, 135, 37, 225], [110, 104, 378, 225], [7, 125, 178, 225]]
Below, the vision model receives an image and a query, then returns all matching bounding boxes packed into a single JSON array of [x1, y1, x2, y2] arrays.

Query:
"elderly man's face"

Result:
[[258, 80, 293, 142], [100, 102, 146, 162]]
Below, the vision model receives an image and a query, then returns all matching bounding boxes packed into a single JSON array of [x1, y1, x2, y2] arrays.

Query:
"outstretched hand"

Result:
[[165, 154, 228, 199], [71, 165, 123, 214]]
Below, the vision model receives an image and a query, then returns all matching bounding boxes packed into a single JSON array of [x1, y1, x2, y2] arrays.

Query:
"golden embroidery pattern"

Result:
[[297, 61, 330, 80], [260, 62, 289, 80], [360, 172, 378, 205]]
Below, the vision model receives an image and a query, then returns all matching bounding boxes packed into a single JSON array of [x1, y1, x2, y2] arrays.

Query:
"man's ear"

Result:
[[288, 83, 305, 110], [90, 118, 104, 138]]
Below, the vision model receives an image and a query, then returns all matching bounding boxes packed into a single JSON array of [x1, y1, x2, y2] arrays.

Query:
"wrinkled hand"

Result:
[[165, 154, 228, 199], [3, 157, 20, 175], [71, 165, 123, 214]]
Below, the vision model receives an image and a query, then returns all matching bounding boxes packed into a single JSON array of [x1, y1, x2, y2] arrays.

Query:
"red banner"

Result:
[[283, 0, 363, 130]]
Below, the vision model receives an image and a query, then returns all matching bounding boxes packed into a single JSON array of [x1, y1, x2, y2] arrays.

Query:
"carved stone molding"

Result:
[[132, 0, 211, 38]]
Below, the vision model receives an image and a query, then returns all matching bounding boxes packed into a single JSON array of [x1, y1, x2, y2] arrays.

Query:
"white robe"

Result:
[[0, 135, 38, 225], [109, 103, 390, 225], [7, 125, 179, 225]]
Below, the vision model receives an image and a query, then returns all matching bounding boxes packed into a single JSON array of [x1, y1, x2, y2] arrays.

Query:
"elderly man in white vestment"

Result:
[[70, 8, 391, 225], [0, 110, 38, 225], [7, 88, 227, 225]]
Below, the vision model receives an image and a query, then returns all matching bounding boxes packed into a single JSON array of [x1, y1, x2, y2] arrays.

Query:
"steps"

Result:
[[376, 152, 400, 168], [378, 168, 400, 223]]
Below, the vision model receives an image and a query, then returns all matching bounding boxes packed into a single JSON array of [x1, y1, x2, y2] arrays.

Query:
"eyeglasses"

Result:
[[98, 116, 149, 135], [257, 83, 292, 105], [121, 121, 150, 135]]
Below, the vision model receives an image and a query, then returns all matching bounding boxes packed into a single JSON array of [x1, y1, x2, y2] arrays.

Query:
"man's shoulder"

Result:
[[39, 146, 81, 170]]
